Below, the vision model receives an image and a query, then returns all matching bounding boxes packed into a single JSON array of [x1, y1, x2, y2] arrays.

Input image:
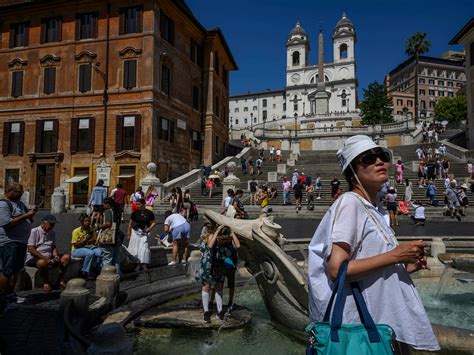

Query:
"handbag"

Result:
[[226, 205, 237, 218], [96, 210, 116, 245], [306, 261, 394, 355]]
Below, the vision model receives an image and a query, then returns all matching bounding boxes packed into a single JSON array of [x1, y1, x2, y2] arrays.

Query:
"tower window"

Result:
[[292, 51, 300, 66], [339, 44, 348, 59]]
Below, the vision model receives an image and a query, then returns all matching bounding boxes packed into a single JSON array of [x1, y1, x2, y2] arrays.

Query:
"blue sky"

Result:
[[187, 0, 473, 99]]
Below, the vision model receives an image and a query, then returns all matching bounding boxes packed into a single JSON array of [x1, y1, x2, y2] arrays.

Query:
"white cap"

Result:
[[337, 135, 390, 173]]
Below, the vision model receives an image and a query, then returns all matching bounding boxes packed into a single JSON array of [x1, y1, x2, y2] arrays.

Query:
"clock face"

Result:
[[291, 73, 301, 83]]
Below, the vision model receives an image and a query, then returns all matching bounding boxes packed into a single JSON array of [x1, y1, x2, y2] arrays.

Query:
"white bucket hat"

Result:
[[337, 135, 391, 173]]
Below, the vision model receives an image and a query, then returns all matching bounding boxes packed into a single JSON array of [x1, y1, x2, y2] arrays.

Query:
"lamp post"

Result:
[[379, 109, 384, 138], [250, 112, 253, 132], [263, 117, 266, 138]]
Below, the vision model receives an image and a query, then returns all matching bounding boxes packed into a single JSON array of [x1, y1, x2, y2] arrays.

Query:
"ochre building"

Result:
[[0, 0, 237, 207]]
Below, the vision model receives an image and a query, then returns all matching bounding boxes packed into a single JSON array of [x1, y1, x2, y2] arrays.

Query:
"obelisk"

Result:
[[315, 25, 330, 114]]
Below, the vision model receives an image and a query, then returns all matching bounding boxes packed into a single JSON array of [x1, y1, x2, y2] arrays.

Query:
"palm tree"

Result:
[[405, 32, 431, 122]]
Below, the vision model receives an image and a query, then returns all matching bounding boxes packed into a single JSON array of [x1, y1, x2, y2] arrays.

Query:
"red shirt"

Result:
[[299, 175, 306, 184], [113, 188, 127, 205]]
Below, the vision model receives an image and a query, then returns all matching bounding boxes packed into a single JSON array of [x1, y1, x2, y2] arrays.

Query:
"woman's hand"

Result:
[[389, 240, 426, 264]]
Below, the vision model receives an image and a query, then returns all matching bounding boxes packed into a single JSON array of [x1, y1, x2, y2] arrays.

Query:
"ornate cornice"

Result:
[[118, 47, 143, 58], [39, 54, 61, 67], [74, 51, 97, 63], [8, 58, 28, 70]]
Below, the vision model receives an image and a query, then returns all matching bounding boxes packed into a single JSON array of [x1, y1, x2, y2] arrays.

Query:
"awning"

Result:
[[116, 174, 135, 178], [63, 175, 88, 183]]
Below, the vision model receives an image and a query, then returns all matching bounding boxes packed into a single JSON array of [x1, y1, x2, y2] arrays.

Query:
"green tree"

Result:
[[360, 82, 393, 125], [405, 32, 431, 121], [434, 96, 467, 123]]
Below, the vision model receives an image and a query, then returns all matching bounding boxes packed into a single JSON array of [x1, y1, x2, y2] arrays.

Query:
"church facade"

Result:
[[230, 13, 359, 133]]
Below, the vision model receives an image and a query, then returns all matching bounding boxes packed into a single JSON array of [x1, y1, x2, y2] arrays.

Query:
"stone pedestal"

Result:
[[95, 265, 120, 301], [140, 162, 163, 204], [268, 172, 277, 182], [411, 161, 420, 173], [287, 159, 295, 167], [277, 164, 287, 174], [290, 153, 299, 161], [291, 142, 300, 156], [222, 161, 240, 202], [281, 140, 291, 151], [314, 83, 330, 115], [430, 238, 446, 258], [51, 187, 66, 214], [60, 278, 90, 314]]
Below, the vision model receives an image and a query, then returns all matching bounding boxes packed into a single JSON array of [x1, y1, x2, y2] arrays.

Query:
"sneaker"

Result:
[[168, 261, 177, 266], [203, 311, 211, 323], [316, 197, 321, 200]]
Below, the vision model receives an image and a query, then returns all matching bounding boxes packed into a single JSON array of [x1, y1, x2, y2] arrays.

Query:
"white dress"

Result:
[[308, 192, 440, 351], [127, 228, 151, 264]]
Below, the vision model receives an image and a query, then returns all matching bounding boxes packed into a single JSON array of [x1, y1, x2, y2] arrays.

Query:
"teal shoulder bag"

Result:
[[306, 261, 395, 355]]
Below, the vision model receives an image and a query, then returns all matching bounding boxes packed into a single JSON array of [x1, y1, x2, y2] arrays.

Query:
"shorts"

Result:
[[0, 242, 27, 276], [93, 205, 104, 213], [294, 194, 303, 200], [447, 201, 460, 209], [224, 265, 236, 288], [171, 222, 191, 240], [387, 201, 397, 211], [212, 262, 225, 284]]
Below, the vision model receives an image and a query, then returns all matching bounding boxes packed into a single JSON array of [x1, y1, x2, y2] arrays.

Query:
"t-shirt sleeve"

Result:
[[71, 228, 80, 245], [330, 195, 364, 256], [27, 228, 38, 246], [0, 201, 12, 227]]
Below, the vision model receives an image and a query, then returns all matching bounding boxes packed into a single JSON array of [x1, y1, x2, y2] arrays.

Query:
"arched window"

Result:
[[244, 118, 248, 124], [341, 89, 347, 107], [235, 119, 239, 125], [339, 43, 348, 59], [292, 51, 300, 66]]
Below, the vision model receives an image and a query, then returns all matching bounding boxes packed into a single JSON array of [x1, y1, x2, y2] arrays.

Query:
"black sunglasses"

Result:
[[359, 151, 391, 165]]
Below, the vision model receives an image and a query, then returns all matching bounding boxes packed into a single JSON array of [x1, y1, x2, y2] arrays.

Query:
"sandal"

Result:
[[43, 284, 52, 292]]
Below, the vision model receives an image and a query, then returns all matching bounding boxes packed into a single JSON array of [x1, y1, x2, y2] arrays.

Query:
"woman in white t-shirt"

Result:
[[308, 135, 439, 353]]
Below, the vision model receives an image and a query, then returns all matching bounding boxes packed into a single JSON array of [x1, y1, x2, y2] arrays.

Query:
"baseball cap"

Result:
[[337, 135, 391, 173]]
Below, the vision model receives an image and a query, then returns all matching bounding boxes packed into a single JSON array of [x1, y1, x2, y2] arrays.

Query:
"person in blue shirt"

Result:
[[88, 179, 107, 226]]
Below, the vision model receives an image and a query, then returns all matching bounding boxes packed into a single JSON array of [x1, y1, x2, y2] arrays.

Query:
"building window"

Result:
[[235, 119, 239, 125], [428, 79, 435, 85], [283, 102, 286, 111], [243, 107, 248, 112], [294, 103, 298, 111], [43, 67, 56, 95], [9, 22, 29, 48], [397, 99, 403, 106], [263, 99, 267, 108], [123, 60, 137, 90], [244, 118, 248, 124], [342, 99, 347, 107], [190, 40, 202, 66], [438, 91, 445, 97], [429, 101, 435, 108], [253, 106, 257, 111], [438, 80, 444, 86], [456, 83, 462, 88], [234, 108, 239, 113], [254, 117, 257, 123], [419, 89, 425, 95], [273, 103, 276, 109], [419, 78, 425, 84], [158, 117, 174, 143], [161, 64, 171, 95], [36, 120, 58, 153], [448, 92, 454, 97], [339, 43, 348, 59], [76, 13, 98, 40], [11, 71, 23, 98], [192, 85, 199, 110], [447, 81, 453, 87], [119, 6, 143, 35], [407, 100, 413, 107], [223, 66, 228, 88], [214, 96, 219, 116], [78, 64, 92, 93], [2, 122, 24, 156], [421, 100, 426, 109], [40, 17, 62, 44], [429, 89, 435, 96], [190, 130, 200, 150], [5, 169, 20, 186], [71, 117, 95, 153], [116, 115, 141, 151], [292, 51, 300, 66], [262, 110, 267, 120], [160, 10, 174, 45]]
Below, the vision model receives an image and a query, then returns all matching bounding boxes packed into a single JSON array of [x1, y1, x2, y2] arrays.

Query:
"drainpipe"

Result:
[[102, 2, 110, 157]]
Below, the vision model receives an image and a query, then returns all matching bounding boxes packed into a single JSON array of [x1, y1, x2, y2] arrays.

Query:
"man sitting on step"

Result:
[[25, 215, 70, 292]]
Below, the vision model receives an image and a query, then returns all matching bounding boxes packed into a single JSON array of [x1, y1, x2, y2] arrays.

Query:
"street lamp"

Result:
[[294, 112, 298, 139], [263, 116, 266, 138], [403, 107, 409, 133], [250, 112, 253, 132]]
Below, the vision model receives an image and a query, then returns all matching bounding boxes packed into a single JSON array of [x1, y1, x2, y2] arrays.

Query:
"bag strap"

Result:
[[325, 261, 381, 343]]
